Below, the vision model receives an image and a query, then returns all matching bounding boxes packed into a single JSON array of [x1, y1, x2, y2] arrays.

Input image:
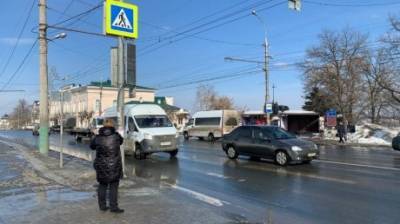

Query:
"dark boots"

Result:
[[98, 181, 123, 213]]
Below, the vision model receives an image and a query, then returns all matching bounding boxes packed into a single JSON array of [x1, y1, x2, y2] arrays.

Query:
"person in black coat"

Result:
[[337, 122, 346, 143], [90, 119, 124, 213]]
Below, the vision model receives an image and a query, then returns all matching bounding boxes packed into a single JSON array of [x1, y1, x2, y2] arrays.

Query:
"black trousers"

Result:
[[98, 181, 119, 209]]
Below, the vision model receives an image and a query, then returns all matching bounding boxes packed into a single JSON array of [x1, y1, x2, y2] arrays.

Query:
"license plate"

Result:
[[308, 153, 316, 157], [161, 141, 171, 146]]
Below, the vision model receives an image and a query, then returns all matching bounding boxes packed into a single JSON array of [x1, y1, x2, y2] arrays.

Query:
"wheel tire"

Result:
[[169, 149, 178, 158], [226, 146, 238, 160], [208, 133, 215, 142], [275, 150, 289, 166], [303, 160, 312, 164], [183, 132, 189, 140], [75, 136, 82, 143], [198, 137, 204, 141], [134, 144, 146, 160]]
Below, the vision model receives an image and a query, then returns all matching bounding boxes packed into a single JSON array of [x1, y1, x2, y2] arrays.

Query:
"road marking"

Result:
[[315, 159, 400, 172], [243, 164, 356, 185], [164, 183, 224, 207], [206, 172, 230, 179]]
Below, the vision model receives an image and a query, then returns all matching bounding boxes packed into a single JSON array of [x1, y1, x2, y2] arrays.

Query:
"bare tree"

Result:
[[374, 15, 400, 103], [361, 49, 393, 123], [9, 99, 32, 129], [212, 96, 235, 110], [195, 84, 235, 111], [300, 28, 369, 123]]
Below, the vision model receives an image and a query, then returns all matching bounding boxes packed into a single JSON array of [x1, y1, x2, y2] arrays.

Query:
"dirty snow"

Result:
[[325, 122, 400, 146]]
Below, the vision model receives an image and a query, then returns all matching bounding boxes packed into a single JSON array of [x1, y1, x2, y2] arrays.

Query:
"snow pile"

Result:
[[323, 122, 400, 145], [347, 122, 399, 145]]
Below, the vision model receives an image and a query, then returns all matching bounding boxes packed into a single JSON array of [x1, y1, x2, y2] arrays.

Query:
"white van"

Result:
[[89, 116, 104, 135], [102, 104, 179, 159], [183, 110, 240, 141]]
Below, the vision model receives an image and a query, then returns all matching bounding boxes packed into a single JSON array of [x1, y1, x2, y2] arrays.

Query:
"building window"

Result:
[[95, 99, 100, 111]]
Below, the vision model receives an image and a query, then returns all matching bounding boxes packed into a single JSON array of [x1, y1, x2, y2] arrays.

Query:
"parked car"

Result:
[[392, 134, 400, 151], [221, 125, 319, 166], [183, 110, 240, 141], [50, 125, 60, 133]]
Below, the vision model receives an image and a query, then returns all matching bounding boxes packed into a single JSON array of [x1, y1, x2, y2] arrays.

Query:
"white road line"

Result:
[[164, 183, 224, 207], [315, 159, 400, 171], [243, 164, 356, 185], [206, 172, 230, 179]]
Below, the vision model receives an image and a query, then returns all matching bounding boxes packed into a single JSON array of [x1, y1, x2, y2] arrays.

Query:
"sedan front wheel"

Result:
[[226, 146, 238, 160], [275, 151, 289, 166]]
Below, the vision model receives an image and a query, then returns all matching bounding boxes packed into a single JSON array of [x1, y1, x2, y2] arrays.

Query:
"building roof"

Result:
[[1, 114, 9, 119], [88, 80, 156, 91], [281, 110, 319, 116], [125, 101, 182, 112], [243, 110, 265, 115]]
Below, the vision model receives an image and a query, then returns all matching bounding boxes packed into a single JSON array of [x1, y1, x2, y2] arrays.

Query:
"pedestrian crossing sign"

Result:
[[104, 1, 138, 39]]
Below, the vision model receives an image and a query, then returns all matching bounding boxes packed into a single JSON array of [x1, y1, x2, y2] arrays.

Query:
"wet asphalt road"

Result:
[[1, 130, 400, 224]]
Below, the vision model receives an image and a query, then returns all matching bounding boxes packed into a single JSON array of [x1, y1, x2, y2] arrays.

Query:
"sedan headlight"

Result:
[[144, 133, 153, 140], [291, 146, 303, 152]]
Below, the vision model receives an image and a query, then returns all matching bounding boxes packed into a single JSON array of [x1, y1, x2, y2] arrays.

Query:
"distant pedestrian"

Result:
[[90, 119, 124, 213], [337, 122, 346, 143]]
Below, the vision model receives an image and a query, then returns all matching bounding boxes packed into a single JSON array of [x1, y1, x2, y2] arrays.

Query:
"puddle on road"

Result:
[[0, 188, 93, 218]]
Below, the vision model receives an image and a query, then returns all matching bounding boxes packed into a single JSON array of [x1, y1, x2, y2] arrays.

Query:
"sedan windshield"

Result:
[[264, 127, 296, 140], [134, 115, 173, 128]]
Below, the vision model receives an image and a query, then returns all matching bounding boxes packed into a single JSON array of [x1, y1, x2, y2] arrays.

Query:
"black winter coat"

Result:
[[90, 127, 124, 183]]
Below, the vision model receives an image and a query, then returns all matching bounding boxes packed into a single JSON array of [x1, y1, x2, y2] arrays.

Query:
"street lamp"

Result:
[[48, 32, 67, 41], [252, 10, 271, 124]]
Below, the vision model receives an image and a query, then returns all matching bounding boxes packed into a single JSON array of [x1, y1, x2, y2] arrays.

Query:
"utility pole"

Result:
[[99, 76, 103, 116], [39, 0, 49, 155], [263, 36, 270, 125], [59, 88, 64, 168], [272, 84, 276, 104], [117, 37, 126, 176]]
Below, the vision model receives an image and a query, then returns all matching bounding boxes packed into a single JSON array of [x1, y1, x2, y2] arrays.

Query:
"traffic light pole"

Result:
[[39, 0, 49, 155]]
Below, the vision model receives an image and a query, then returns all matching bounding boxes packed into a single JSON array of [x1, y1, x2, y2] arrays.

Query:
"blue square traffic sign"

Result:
[[111, 5, 134, 33], [104, 1, 138, 39]]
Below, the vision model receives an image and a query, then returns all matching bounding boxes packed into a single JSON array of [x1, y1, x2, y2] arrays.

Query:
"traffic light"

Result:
[[288, 0, 301, 11]]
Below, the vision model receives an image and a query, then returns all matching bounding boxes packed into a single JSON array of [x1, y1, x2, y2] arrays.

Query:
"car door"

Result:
[[124, 116, 139, 153], [234, 126, 255, 155], [252, 127, 276, 158]]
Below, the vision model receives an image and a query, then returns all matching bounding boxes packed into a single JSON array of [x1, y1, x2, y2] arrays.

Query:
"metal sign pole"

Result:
[[117, 37, 126, 177], [59, 90, 64, 168]]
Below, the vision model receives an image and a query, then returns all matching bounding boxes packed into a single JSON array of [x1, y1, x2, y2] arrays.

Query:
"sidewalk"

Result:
[[0, 139, 231, 224]]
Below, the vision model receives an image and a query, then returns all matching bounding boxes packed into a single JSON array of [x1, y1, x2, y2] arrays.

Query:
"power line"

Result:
[[140, 21, 259, 47], [54, 0, 75, 22], [159, 69, 262, 90], [159, 0, 259, 37], [139, 1, 286, 56], [48, 25, 108, 38], [50, 2, 102, 27], [138, 0, 279, 53], [304, 0, 400, 7], [0, 0, 36, 79], [1, 40, 38, 91], [154, 65, 260, 87]]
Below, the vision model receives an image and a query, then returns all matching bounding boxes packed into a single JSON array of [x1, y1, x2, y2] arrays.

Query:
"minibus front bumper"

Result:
[[140, 135, 178, 152]]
